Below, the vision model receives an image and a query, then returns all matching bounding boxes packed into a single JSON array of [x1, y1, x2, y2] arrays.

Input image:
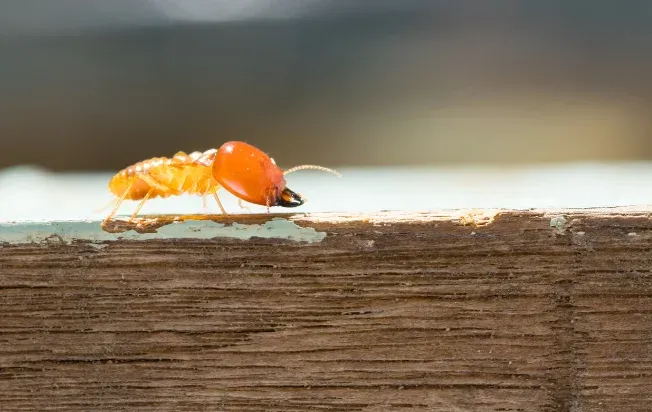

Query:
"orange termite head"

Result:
[[212, 141, 340, 208]]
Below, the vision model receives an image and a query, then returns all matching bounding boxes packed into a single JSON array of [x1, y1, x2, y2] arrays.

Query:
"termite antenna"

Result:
[[283, 165, 342, 177]]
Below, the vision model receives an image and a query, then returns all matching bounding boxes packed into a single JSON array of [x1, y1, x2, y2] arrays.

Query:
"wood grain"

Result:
[[2, 209, 652, 411]]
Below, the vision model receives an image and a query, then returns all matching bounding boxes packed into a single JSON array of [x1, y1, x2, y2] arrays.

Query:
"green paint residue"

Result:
[[549, 216, 568, 234], [0, 218, 325, 245]]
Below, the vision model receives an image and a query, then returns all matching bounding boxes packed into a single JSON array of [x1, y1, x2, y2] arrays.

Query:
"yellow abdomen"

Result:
[[108, 151, 218, 201]]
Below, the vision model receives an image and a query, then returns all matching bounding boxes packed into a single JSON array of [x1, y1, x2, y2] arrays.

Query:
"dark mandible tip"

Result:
[[275, 187, 306, 208]]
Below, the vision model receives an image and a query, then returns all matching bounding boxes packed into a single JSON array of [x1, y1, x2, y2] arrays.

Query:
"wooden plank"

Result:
[[2, 209, 652, 411]]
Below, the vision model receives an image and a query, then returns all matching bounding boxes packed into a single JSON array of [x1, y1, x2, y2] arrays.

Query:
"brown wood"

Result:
[[2, 209, 652, 411]]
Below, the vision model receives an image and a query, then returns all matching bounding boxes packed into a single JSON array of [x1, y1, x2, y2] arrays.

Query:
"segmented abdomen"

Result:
[[108, 149, 218, 200]]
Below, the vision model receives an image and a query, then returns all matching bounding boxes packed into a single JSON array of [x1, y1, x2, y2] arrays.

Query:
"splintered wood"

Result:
[[2, 209, 652, 412]]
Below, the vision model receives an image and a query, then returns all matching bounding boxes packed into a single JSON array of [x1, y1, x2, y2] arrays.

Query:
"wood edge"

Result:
[[5, 205, 652, 225], [1, 206, 651, 246]]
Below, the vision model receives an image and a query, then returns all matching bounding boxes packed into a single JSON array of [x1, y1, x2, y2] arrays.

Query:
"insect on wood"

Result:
[[102, 141, 340, 227]]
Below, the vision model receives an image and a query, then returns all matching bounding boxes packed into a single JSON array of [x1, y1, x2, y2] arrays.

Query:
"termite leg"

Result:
[[102, 181, 133, 225], [130, 189, 153, 221], [95, 197, 119, 214], [139, 175, 180, 196], [213, 193, 227, 214], [237, 199, 251, 211], [202, 195, 208, 210]]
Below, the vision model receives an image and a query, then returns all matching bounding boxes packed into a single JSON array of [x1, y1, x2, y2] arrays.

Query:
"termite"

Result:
[[102, 141, 340, 226]]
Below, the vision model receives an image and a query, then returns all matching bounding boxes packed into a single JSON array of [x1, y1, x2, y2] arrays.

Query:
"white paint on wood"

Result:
[[0, 218, 326, 245]]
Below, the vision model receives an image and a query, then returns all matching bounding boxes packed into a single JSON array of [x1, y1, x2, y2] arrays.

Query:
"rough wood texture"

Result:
[[2, 209, 652, 411]]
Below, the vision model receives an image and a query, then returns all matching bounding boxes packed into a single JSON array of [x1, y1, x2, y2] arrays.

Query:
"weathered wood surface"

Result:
[[2, 209, 652, 411]]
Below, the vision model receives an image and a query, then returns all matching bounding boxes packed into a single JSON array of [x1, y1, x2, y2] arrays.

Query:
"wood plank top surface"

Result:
[[2, 163, 652, 222]]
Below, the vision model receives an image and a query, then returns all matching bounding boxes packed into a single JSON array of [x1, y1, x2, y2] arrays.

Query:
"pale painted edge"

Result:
[[0, 218, 327, 246]]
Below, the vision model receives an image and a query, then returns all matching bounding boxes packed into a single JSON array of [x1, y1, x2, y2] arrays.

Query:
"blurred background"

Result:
[[1, 0, 652, 172]]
